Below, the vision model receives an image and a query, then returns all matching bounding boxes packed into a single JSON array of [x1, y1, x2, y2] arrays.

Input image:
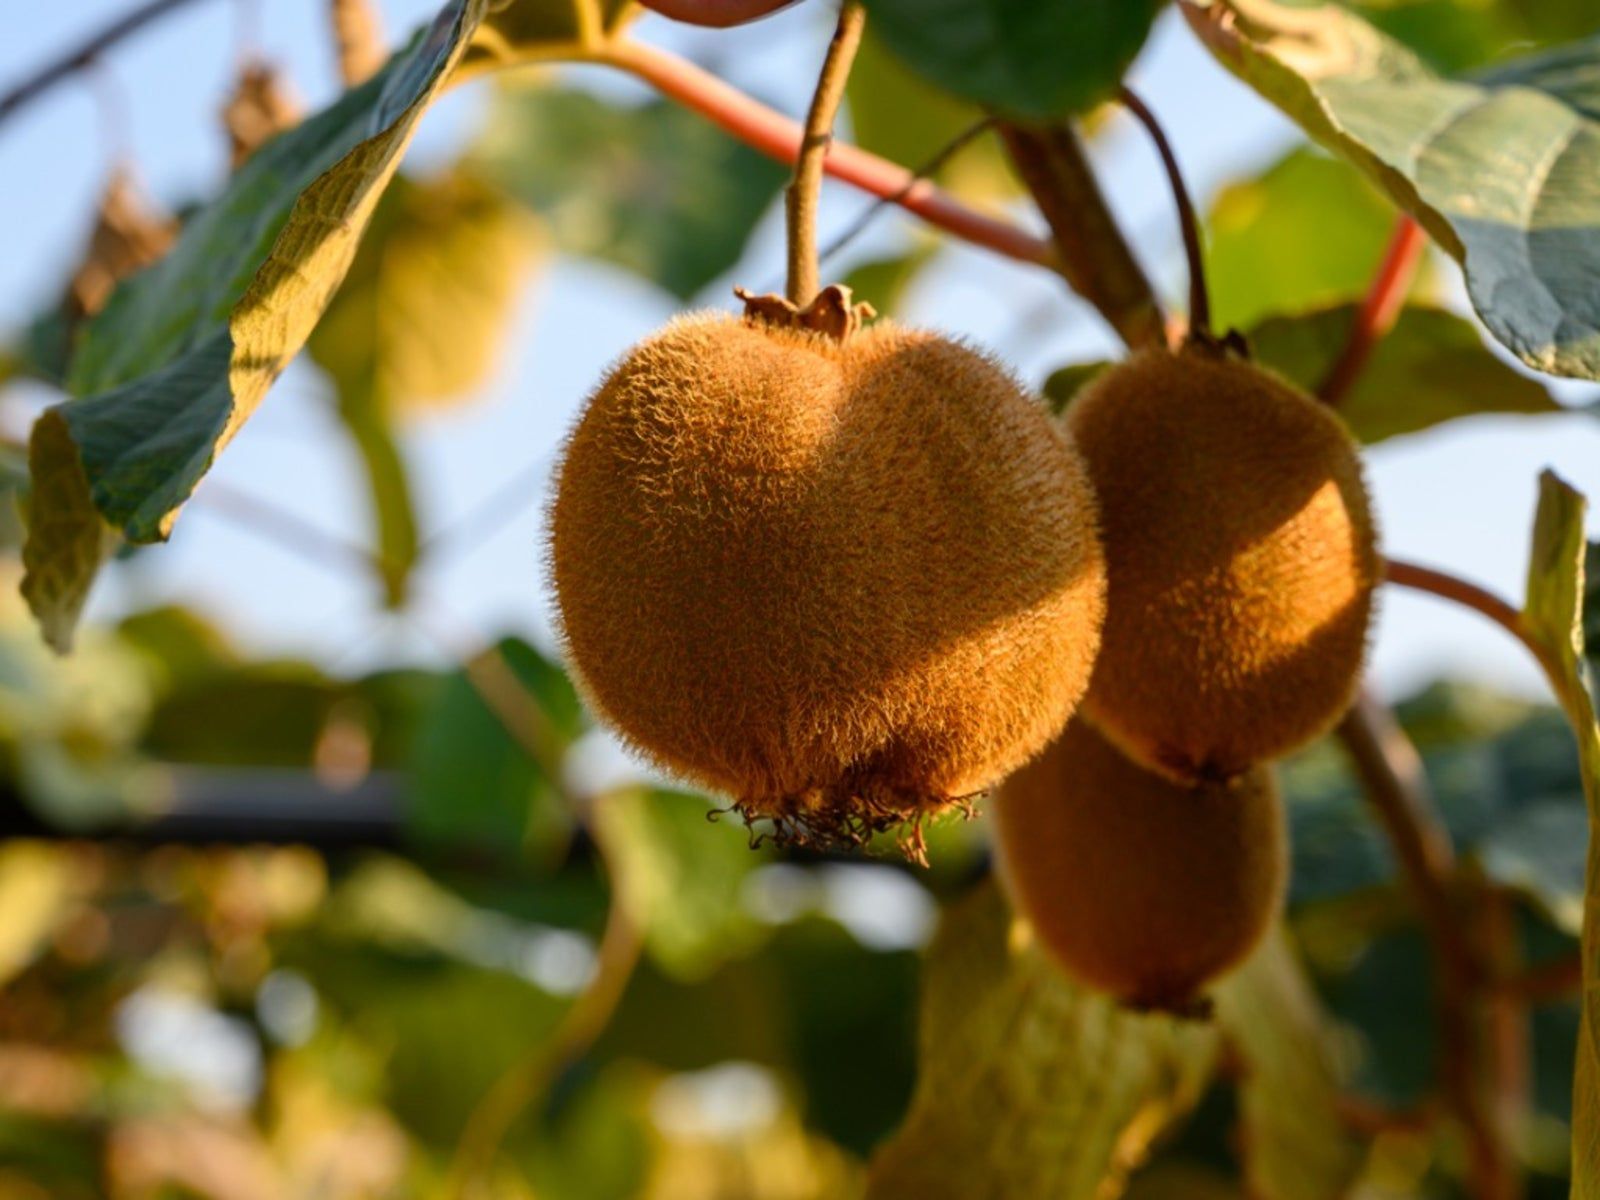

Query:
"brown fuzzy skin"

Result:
[[1066, 344, 1379, 784], [995, 716, 1287, 1010], [550, 312, 1106, 845]]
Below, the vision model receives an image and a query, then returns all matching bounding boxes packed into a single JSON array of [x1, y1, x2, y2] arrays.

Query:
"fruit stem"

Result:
[[786, 1, 867, 307], [1318, 216, 1427, 406], [1117, 87, 1210, 339], [998, 121, 1168, 351]]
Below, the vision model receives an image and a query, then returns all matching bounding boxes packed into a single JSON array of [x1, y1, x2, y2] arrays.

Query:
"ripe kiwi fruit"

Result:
[[994, 715, 1287, 1011], [550, 288, 1106, 852], [1065, 340, 1378, 784]]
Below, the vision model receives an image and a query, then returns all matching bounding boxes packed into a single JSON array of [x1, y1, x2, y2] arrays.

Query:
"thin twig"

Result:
[[997, 121, 1167, 350], [1336, 692, 1509, 1199], [195, 480, 378, 577], [785, 1, 866, 306], [446, 813, 644, 1199], [1384, 557, 1567, 698], [1318, 216, 1426, 406], [816, 116, 996, 272], [0, 0, 217, 127], [600, 39, 1056, 271], [1117, 86, 1209, 338], [1479, 885, 1529, 1200]]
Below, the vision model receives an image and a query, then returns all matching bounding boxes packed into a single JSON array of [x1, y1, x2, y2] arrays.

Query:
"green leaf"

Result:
[[1205, 147, 1421, 331], [0, 844, 73, 986], [405, 637, 586, 864], [1248, 302, 1559, 443], [841, 243, 937, 317], [308, 169, 537, 606], [860, 0, 1165, 120], [866, 882, 1219, 1200], [20, 0, 488, 652], [1183, 0, 1600, 380], [1304, 0, 1600, 74], [592, 787, 769, 981], [1042, 361, 1111, 416], [1212, 929, 1364, 1200], [845, 30, 1014, 201], [472, 86, 787, 300], [1516, 470, 1600, 1192]]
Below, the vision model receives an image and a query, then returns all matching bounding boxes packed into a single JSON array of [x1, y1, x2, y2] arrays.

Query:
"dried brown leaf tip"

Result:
[[734, 283, 876, 341], [68, 171, 178, 320], [222, 61, 302, 171], [551, 309, 1106, 858]]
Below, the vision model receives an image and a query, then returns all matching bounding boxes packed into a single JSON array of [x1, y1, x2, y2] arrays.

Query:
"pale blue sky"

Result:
[[2, 0, 1597, 705]]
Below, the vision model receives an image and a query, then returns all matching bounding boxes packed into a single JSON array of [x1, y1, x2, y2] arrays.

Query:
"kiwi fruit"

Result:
[[994, 715, 1287, 1010], [550, 296, 1106, 851], [1065, 341, 1378, 784]]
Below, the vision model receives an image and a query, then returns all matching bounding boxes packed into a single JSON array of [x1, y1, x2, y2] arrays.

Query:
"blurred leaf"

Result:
[[1248, 302, 1558, 443], [19, 1, 488, 652], [1477, 801, 1588, 935], [841, 245, 937, 318], [845, 31, 1013, 200], [1205, 148, 1416, 331], [310, 171, 537, 416], [860, 0, 1164, 120], [1212, 929, 1364, 1200], [406, 637, 585, 863], [339, 391, 419, 608], [114, 604, 238, 694], [1184, 0, 1600, 380], [1280, 0, 1600, 74], [0, 844, 73, 985], [1517, 470, 1600, 1194], [1124, 1163, 1241, 1199], [472, 87, 786, 299], [867, 882, 1218, 1199], [1042, 361, 1111, 416], [594, 787, 769, 981], [143, 661, 338, 767]]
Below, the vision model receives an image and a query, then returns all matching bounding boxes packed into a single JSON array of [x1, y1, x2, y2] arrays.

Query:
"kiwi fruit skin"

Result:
[[550, 312, 1106, 839], [1065, 344, 1379, 784], [994, 716, 1287, 1010]]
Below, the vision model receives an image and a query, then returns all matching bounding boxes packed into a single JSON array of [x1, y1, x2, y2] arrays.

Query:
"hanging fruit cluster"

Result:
[[547, 0, 1379, 1014]]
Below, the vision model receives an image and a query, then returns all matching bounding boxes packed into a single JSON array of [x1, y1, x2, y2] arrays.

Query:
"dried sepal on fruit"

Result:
[[1066, 338, 1379, 784], [550, 287, 1106, 858], [995, 715, 1287, 1013]]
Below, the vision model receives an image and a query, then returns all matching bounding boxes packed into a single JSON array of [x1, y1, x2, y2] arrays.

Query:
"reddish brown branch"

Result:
[[1384, 557, 1566, 695], [604, 40, 1057, 272], [1318, 216, 1426, 405], [637, 0, 803, 26]]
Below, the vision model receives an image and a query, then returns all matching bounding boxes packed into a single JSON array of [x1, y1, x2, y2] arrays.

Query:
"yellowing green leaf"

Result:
[[1184, 0, 1600, 379], [1248, 302, 1559, 444], [1213, 928, 1364, 1200], [21, 1, 489, 652], [867, 882, 1219, 1200], [0, 843, 73, 986], [1517, 470, 1600, 1193]]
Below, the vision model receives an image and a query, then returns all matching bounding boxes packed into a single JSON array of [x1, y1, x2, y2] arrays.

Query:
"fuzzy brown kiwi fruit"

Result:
[[1065, 340, 1379, 784], [550, 295, 1106, 851], [994, 715, 1287, 1011]]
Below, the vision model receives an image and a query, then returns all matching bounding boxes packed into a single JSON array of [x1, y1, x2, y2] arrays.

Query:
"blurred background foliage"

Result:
[[1, 0, 1600, 1196]]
